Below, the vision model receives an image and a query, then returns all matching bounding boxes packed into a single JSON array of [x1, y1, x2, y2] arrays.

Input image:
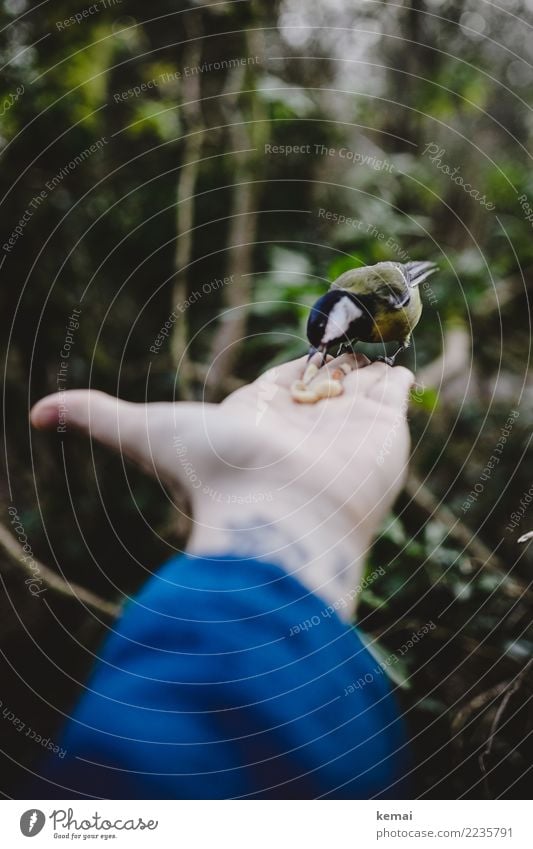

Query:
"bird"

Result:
[[306, 260, 437, 365]]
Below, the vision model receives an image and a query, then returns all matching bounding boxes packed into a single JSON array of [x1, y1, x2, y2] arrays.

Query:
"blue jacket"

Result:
[[33, 555, 411, 799]]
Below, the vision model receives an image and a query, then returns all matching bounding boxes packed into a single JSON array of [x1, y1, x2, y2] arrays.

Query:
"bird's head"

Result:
[[306, 289, 364, 357]]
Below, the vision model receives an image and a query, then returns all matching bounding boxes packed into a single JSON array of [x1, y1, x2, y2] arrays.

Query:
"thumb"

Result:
[[30, 390, 206, 493], [30, 390, 154, 470]]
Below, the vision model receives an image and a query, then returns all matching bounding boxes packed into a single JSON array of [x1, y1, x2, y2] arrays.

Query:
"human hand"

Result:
[[30, 354, 414, 615]]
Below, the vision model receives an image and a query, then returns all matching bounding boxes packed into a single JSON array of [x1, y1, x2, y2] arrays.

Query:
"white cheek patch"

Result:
[[322, 297, 362, 343]]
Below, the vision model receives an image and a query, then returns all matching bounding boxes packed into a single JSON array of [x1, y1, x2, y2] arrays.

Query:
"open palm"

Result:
[[31, 353, 413, 612]]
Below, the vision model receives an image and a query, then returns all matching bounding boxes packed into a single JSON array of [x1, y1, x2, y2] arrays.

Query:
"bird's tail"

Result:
[[404, 260, 438, 287]]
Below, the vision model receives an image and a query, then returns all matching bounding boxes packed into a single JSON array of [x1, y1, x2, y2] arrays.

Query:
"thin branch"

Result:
[[404, 473, 533, 603], [170, 17, 205, 400], [418, 268, 531, 395], [417, 325, 470, 391], [189, 361, 245, 394], [205, 31, 266, 400], [451, 681, 511, 736], [0, 521, 120, 619], [475, 268, 532, 319], [478, 657, 533, 797]]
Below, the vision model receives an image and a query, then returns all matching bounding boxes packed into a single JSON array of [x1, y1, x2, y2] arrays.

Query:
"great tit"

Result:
[[306, 260, 437, 365]]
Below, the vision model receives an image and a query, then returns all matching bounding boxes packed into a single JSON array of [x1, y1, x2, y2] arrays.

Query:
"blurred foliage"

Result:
[[1, 0, 533, 798]]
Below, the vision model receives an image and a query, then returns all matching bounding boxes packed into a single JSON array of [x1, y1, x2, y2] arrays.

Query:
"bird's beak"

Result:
[[307, 345, 327, 366]]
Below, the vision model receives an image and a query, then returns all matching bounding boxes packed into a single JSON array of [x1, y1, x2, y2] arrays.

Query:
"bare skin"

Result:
[[30, 354, 413, 618]]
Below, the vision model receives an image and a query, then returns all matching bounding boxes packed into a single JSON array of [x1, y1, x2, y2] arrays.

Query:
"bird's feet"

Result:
[[335, 342, 358, 357], [375, 345, 405, 367]]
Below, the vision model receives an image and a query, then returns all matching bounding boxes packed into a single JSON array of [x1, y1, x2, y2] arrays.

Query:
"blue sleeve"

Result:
[[33, 555, 412, 799]]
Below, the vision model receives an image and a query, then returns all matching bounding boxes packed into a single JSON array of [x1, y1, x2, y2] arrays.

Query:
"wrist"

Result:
[[186, 484, 370, 618]]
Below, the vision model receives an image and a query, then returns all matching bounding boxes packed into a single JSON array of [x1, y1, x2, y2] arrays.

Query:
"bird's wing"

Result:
[[332, 260, 436, 309], [370, 264, 411, 309], [333, 263, 408, 299], [332, 263, 410, 311], [402, 261, 438, 288]]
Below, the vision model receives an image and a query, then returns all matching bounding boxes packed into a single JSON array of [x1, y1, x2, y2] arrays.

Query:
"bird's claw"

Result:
[[376, 345, 406, 367], [335, 343, 357, 357]]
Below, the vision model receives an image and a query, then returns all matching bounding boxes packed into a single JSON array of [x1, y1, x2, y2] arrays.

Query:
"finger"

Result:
[[304, 354, 358, 389], [302, 352, 367, 387], [343, 362, 414, 409], [320, 352, 371, 374], [369, 365, 414, 410], [342, 360, 389, 394]]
